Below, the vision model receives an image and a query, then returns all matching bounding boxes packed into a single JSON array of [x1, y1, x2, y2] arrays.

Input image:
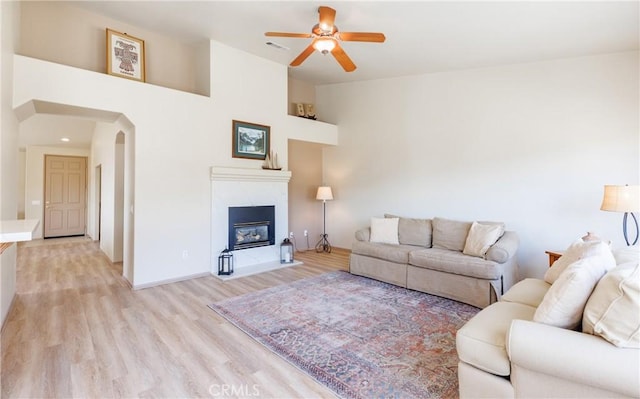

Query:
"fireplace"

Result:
[[228, 206, 275, 250], [211, 166, 291, 274]]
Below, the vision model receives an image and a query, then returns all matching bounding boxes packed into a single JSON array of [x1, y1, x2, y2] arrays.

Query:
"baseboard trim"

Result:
[[132, 272, 211, 290], [296, 246, 351, 254]]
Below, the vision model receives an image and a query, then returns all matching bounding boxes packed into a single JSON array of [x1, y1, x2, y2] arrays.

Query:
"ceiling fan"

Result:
[[265, 6, 386, 72]]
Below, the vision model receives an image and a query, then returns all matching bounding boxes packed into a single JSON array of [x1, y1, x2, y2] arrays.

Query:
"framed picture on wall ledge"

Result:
[[106, 28, 146, 82], [232, 120, 270, 160]]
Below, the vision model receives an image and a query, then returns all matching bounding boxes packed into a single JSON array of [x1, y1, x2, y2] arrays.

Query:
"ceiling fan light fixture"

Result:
[[313, 38, 336, 54], [265, 6, 384, 71]]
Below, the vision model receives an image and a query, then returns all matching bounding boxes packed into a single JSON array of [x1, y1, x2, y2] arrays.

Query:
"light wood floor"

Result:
[[1, 238, 350, 398]]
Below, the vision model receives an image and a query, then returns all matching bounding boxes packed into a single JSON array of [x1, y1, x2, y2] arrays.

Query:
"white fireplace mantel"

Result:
[[210, 166, 291, 183], [210, 165, 294, 278]]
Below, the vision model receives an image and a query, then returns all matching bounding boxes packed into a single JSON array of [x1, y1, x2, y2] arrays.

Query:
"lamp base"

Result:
[[315, 234, 332, 253], [623, 212, 639, 246]]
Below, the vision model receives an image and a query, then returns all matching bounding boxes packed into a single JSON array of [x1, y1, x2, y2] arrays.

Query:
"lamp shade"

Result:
[[313, 38, 336, 53], [316, 186, 333, 201], [601, 185, 640, 212]]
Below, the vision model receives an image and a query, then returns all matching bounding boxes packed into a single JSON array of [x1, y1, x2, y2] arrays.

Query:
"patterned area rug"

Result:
[[209, 271, 479, 399]]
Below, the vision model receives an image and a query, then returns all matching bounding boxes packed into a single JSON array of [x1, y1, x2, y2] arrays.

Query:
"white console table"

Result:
[[0, 219, 40, 254]]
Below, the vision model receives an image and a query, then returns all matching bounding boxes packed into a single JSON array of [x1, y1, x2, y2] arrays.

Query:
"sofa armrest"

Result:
[[486, 231, 518, 263], [507, 319, 640, 398], [355, 227, 370, 242]]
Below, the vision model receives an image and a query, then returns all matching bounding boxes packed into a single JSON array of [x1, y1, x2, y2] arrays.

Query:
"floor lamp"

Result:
[[601, 184, 639, 246], [315, 186, 333, 253]]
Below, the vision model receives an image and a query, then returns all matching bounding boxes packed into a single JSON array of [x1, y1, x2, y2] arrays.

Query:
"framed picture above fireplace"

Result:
[[232, 120, 270, 160]]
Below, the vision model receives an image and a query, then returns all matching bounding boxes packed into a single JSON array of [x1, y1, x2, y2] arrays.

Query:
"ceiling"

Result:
[[67, 1, 639, 86], [19, 1, 639, 149]]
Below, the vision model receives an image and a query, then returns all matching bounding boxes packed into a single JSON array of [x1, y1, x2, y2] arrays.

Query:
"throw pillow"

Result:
[[369, 217, 399, 245], [534, 253, 616, 330], [463, 221, 505, 258], [582, 262, 640, 348], [432, 217, 472, 252], [544, 239, 614, 284], [613, 246, 640, 265], [385, 214, 432, 247]]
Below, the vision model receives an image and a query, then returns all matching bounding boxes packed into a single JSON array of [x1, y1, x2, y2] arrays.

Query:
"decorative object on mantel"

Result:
[[261, 150, 282, 170], [280, 238, 294, 264], [315, 186, 333, 253], [217, 247, 234, 275], [106, 28, 145, 82], [232, 120, 270, 160], [601, 184, 639, 246]]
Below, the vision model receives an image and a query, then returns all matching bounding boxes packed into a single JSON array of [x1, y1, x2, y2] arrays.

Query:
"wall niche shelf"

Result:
[[285, 115, 338, 146]]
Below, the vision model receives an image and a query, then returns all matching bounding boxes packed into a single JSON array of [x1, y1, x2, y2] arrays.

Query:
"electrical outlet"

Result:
[[289, 232, 294, 238], [304, 230, 308, 237], [182, 250, 189, 259]]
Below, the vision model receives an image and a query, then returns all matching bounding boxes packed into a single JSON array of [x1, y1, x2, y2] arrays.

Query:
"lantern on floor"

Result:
[[280, 238, 294, 264], [218, 247, 234, 275]]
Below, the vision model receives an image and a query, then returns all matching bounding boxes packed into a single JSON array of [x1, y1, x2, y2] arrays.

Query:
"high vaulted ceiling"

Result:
[[67, 1, 639, 86], [17, 1, 639, 150]]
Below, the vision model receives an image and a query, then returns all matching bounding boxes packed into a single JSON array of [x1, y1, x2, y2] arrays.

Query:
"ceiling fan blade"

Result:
[[265, 32, 313, 38], [331, 43, 356, 72], [318, 6, 336, 29], [290, 41, 317, 67], [338, 32, 386, 43]]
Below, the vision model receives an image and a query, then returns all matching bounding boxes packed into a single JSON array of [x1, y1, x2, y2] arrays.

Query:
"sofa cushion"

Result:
[[369, 217, 399, 245], [463, 222, 505, 258], [385, 214, 432, 247], [544, 239, 613, 284], [409, 248, 502, 280], [485, 231, 518, 264], [432, 217, 472, 252], [351, 240, 415, 264], [457, 301, 536, 376], [583, 261, 640, 348], [354, 227, 370, 242], [534, 253, 616, 330], [613, 246, 640, 265], [501, 278, 551, 308]]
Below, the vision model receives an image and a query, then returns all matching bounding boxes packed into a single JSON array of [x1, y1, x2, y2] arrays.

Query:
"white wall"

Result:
[[17, 149, 25, 218], [12, 37, 336, 288], [288, 140, 325, 251], [114, 132, 124, 262], [18, 2, 208, 95], [13, 56, 214, 287], [89, 121, 127, 262], [0, 0, 20, 327], [288, 77, 315, 117], [317, 51, 639, 279]]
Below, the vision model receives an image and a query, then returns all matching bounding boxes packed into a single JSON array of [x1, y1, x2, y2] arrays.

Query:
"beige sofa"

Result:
[[456, 243, 640, 398], [350, 215, 519, 308]]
